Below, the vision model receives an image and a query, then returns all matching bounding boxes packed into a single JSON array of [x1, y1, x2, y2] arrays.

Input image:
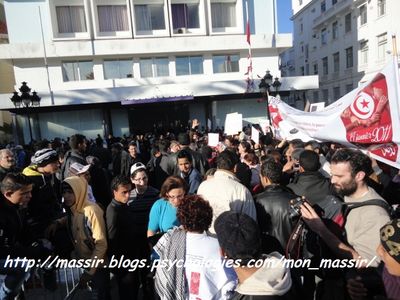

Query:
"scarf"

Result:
[[154, 227, 187, 300]]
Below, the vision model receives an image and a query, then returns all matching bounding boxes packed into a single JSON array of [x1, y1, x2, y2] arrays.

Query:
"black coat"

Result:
[[0, 197, 46, 260], [255, 185, 297, 250], [287, 171, 333, 205]]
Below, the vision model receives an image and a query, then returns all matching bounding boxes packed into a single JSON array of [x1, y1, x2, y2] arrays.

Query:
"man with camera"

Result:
[[300, 149, 390, 298]]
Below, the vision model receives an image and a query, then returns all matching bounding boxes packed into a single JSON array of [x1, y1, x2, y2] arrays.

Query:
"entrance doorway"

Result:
[[127, 101, 190, 133]]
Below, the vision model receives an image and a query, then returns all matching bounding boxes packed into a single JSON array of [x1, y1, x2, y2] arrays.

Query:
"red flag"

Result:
[[246, 21, 251, 45]]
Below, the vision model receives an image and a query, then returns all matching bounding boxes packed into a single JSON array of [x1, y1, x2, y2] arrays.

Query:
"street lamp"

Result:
[[259, 71, 281, 125], [10, 82, 41, 142]]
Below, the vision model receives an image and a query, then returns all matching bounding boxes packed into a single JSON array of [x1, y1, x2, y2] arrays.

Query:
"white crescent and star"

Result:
[[350, 92, 375, 120]]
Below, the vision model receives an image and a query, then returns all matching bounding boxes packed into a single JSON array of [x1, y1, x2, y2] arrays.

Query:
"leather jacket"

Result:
[[255, 185, 298, 250]]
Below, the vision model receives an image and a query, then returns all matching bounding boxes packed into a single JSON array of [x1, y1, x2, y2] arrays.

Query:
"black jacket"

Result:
[[106, 199, 140, 260], [255, 185, 297, 250], [23, 166, 62, 239], [0, 197, 46, 260], [231, 293, 292, 300], [287, 171, 333, 205]]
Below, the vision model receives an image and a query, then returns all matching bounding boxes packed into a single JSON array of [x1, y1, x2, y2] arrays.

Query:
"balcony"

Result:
[[313, 0, 353, 29]]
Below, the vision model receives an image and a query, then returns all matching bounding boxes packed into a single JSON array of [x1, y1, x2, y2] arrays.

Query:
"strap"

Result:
[[285, 218, 305, 259], [343, 199, 391, 218]]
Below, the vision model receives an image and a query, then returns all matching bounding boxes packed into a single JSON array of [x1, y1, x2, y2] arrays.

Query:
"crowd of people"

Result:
[[0, 119, 400, 300]]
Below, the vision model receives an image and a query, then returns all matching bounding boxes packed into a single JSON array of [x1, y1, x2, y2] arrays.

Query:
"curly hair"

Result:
[[331, 148, 373, 179], [177, 195, 213, 232]]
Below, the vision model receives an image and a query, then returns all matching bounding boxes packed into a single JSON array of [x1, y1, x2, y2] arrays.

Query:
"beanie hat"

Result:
[[380, 219, 400, 263], [31, 149, 58, 167], [214, 211, 262, 265]]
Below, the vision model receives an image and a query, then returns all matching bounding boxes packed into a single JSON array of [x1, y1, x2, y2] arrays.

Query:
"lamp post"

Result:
[[259, 71, 281, 125], [10, 82, 41, 143]]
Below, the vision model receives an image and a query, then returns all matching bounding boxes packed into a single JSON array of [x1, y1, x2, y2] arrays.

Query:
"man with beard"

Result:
[[300, 148, 390, 267]]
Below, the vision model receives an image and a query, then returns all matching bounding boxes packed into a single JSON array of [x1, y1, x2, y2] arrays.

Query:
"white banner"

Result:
[[269, 58, 400, 168]]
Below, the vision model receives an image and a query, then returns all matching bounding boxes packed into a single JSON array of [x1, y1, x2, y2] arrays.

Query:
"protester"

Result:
[[69, 162, 96, 203], [60, 134, 87, 181], [255, 159, 297, 251], [22, 148, 62, 239], [287, 150, 333, 206], [0, 173, 50, 299], [55, 176, 110, 300], [106, 175, 143, 300], [177, 149, 202, 194], [154, 195, 236, 300], [197, 149, 256, 233], [147, 176, 188, 239], [214, 211, 293, 299], [0, 149, 18, 181]]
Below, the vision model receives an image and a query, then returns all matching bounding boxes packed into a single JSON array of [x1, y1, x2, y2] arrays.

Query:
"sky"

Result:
[[277, 0, 293, 33]]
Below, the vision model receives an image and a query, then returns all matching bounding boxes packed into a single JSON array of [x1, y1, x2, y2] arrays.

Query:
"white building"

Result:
[[281, 0, 399, 105], [0, 0, 317, 143]]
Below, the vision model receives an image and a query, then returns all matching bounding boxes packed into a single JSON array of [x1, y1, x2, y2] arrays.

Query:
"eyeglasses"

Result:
[[167, 193, 185, 200], [133, 176, 148, 183]]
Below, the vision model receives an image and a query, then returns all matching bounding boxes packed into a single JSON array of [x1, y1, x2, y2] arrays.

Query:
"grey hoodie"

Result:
[[235, 252, 292, 296]]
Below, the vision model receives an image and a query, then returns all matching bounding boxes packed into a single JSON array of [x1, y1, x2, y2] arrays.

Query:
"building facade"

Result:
[[0, 0, 317, 143], [281, 0, 399, 106]]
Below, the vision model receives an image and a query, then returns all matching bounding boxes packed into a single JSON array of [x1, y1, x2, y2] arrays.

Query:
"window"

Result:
[[346, 47, 353, 68], [321, 28, 327, 45], [322, 57, 328, 75], [377, 33, 387, 60], [313, 63, 318, 75], [140, 57, 169, 77], [359, 5, 367, 25], [97, 5, 129, 32], [360, 40, 368, 64], [176, 56, 203, 75], [378, 0, 386, 17], [345, 13, 351, 33], [300, 66, 305, 76], [104, 59, 133, 79], [171, 2, 199, 31], [212, 54, 239, 73], [56, 6, 87, 33], [313, 91, 319, 102], [321, 1, 326, 13], [332, 21, 338, 39], [300, 23, 303, 33], [305, 44, 309, 59], [333, 86, 340, 100], [211, 1, 236, 28], [333, 52, 340, 73], [305, 64, 309, 75], [346, 83, 353, 93], [134, 4, 165, 31], [62, 61, 94, 81], [322, 89, 329, 102], [299, 0, 303, 5], [332, 0, 337, 5]]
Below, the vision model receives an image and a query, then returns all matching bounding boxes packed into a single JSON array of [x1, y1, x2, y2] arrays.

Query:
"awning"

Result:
[[121, 95, 194, 105]]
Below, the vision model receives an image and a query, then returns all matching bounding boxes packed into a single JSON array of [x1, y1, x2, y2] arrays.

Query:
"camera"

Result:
[[289, 196, 306, 218]]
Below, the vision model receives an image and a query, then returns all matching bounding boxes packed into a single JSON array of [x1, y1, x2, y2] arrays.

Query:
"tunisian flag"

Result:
[[269, 57, 400, 168]]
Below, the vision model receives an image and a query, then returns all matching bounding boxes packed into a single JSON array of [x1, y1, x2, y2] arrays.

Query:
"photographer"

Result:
[[300, 149, 390, 299]]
